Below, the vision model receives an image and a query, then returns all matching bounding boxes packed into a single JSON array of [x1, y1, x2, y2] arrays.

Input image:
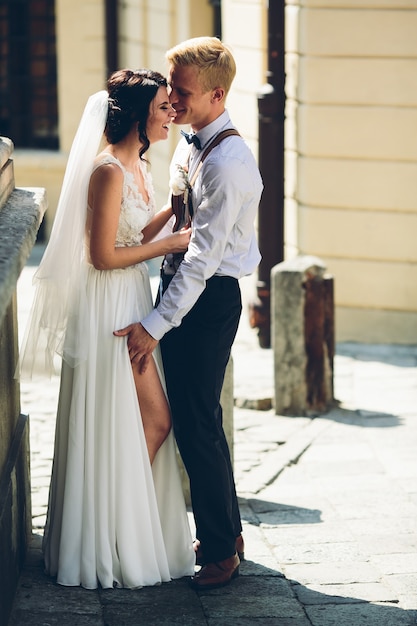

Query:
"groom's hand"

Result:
[[114, 322, 158, 374]]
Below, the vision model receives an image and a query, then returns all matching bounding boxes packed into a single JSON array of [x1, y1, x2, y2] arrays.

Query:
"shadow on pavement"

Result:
[[10, 535, 416, 626], [323, 406, 403, 429], [336, 343, 417, 369], [242, 498, 322, 526]]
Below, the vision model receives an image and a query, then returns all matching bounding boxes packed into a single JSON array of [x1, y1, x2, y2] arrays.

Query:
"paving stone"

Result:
[[282, 561, 381, 586], [314, 473, 399, 495], [100, 580, 204, 625], [261, 520, 355, 546], [355, 534, 417, 556], [370, 553, 417, 575], [257, 507, 325, 526], [11, 576, 102, 615], [331, 499, 417, 522], [301, 441, 375, 463], [199, 576, 304, 620], [273, 541, 367, 565], [347, 517, 417, 536], [397, 595, 417, 611], [239, 524, 275, 559], [239, 553, 284, 576], [296, 459, 386, 478], [382, 573, 417, 596], [305, 602, 414, 626], [206, 615, 311, 626], [293, 581, 399, 605], [9, 611, 104, 626]]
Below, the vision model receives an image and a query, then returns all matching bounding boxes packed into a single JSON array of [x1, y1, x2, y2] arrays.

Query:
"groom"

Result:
[[115, 37, 263, 590]]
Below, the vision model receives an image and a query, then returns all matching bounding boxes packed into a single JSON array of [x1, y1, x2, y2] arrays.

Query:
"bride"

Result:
[[19, 69, 195, 589]]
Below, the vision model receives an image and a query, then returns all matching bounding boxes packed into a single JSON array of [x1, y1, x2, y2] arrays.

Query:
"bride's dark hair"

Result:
[[105, 68, 167, 160]]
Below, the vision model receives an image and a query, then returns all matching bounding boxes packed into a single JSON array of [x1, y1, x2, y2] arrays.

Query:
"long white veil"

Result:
[[18, 90, 109, 378]]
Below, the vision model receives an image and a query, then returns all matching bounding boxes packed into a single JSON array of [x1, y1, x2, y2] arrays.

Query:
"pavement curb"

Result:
[[238, 415, 332, 495]]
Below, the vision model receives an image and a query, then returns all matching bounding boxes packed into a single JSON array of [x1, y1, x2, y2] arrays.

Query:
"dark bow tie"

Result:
[[181, 130, 201, 150]]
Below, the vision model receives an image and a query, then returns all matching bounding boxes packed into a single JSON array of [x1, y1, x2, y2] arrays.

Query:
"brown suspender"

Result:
[[169, 129, 242, 271], [188, 128, 241, 188], [171, 128, 241, 229]]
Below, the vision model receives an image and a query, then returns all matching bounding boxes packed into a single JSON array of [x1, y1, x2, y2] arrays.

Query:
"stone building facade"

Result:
[[9, 0, 417, 344]]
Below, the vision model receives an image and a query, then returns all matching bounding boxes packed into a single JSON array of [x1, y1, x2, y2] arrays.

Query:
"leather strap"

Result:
[[189, 129, 241, 187], [171, 128, 241, 236]]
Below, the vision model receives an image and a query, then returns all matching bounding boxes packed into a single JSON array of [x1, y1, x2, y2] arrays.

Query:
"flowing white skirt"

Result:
[[42, 262, 195, 589]]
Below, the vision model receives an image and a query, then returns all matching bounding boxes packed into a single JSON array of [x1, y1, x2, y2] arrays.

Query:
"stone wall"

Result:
[[0, 137, 46, 626]]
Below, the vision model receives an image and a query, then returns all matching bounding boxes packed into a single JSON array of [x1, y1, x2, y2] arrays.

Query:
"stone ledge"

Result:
[[0, 138, 14, 211], [0, 412, 31, 626], [0, 187, 47, 326], [0, 137, 13, 170]]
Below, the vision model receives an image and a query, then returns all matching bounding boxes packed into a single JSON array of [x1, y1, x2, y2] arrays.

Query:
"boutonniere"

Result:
[[169, 164, 191, 203]]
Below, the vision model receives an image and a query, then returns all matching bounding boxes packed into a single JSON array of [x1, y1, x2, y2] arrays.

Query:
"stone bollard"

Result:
[[271, 255, 334, 416], [0, 137, 47, 626]]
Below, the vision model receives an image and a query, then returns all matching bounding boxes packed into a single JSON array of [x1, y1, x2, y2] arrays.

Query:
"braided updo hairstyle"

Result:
[[105, 69, 168, 160]]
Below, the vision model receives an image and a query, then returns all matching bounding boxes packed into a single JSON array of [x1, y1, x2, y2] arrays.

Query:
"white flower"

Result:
[[169, 164, 190, 197]]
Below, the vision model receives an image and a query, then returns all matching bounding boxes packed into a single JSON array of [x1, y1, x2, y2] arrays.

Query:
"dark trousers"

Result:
[[159, 273, 242, 563]]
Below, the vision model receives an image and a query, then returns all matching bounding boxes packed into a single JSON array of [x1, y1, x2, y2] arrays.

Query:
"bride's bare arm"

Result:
[[141, 204, 173, 244], [88, 163, 190, 270]]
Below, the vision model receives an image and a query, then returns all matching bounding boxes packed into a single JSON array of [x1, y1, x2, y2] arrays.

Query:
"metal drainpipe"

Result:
[[249, 0, 285, 348], [208, 0, 222, 38], [105, 0, 118, 78]]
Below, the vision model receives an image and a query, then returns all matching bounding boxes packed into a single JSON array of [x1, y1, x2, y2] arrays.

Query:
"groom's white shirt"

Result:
[[141, 110, 263, 341]]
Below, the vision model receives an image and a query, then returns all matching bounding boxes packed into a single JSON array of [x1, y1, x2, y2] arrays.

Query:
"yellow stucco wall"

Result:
[[286, 0, 417, 343], [222, 0, 265, 157], [117, 0, 214, 210], [56, 0, 106, 152]]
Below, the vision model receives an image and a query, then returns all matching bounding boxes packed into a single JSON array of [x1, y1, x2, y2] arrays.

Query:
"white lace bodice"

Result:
[[89, 154, 156, 247]]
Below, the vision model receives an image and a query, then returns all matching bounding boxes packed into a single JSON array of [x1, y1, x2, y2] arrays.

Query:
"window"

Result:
[[0, 0, 58, 149]]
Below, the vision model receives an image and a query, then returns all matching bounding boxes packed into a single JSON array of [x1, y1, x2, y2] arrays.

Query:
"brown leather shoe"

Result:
[[189, 553, 240, 590], [235, 534, 245, 561], [194, 535, 245, 566]]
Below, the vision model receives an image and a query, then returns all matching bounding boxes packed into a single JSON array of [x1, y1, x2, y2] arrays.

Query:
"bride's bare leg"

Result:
[[132, 358, 171, 464]]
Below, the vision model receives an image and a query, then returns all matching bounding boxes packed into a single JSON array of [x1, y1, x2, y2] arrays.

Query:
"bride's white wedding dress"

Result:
[[42, 154, 195, 589]]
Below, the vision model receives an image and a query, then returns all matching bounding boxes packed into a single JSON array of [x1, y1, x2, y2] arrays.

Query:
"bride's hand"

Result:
[[167, 227, 191, 253]]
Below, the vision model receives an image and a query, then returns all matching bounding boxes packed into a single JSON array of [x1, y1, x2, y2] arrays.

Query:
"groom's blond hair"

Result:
[[166, 36, 236, 95]]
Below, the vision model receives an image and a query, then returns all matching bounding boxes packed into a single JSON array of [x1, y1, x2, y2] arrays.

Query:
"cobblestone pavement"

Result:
[[8, 247, 417, 625]]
